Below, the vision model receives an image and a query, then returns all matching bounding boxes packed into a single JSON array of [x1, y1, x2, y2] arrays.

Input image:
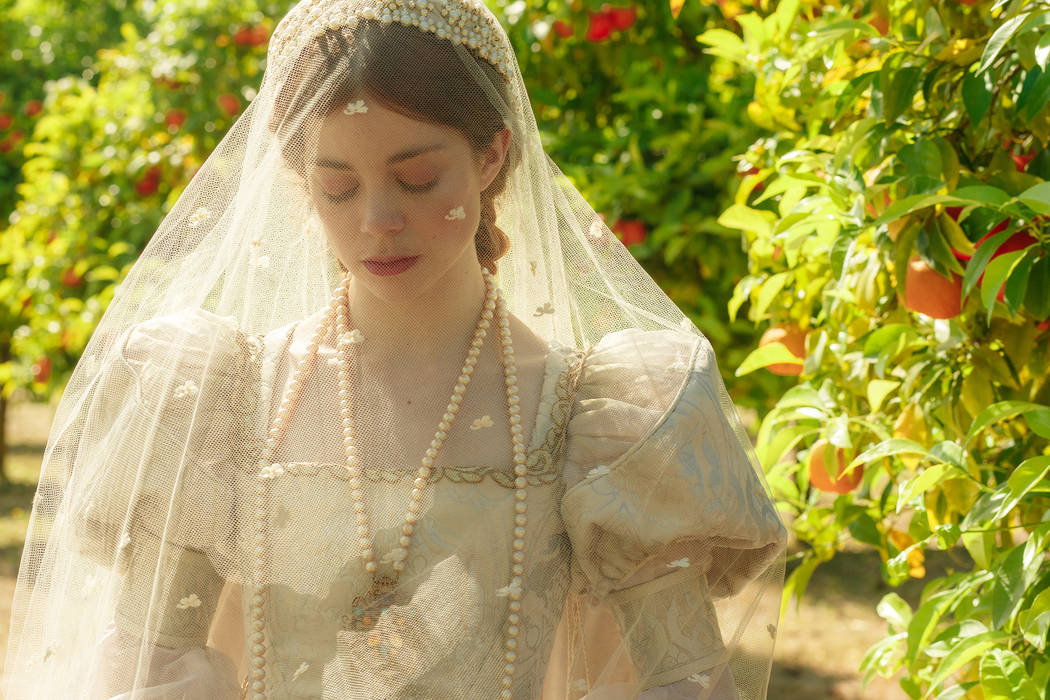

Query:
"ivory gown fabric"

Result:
[[65, 308, 785, 699]]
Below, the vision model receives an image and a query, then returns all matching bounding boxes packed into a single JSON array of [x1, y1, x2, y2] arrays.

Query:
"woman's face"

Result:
[[307, 97, 509, 303]]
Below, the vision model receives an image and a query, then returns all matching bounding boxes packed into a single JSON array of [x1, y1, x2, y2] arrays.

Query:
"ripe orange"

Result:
[[901, 255, 962, 319], [758, 324, 806, 375], [807, 439, 863, 494]]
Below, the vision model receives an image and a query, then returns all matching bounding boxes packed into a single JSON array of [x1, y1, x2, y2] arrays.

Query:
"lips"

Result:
[[361, 255, 420, 277], [363, 255, 418, 264]]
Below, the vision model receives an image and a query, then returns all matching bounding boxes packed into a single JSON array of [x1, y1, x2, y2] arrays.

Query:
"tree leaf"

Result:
[[964, 400, 1048, 448], [978, 14, 1030, 76], [979, 647, 1041, 700]]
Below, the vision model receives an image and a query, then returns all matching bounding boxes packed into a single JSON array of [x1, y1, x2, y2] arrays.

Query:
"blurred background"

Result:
[[1, 0, 1048, 697]]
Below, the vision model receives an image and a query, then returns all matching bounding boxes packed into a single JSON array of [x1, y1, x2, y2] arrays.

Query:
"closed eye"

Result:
[[323, 178, 438, 202]]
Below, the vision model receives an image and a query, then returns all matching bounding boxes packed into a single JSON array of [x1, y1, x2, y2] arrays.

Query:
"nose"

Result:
[[358, 191, 405, 237]]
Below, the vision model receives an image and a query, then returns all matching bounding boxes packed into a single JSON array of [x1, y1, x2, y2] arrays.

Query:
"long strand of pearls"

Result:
[[248, 267, 528, 699], [334, 269, 500, 575], [248, 274, 349, 700]]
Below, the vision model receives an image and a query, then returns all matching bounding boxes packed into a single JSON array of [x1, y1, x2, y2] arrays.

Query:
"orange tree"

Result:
[[495, 0, 778, 390], [0, 0, 145, 480], [0, 0, 287, 477], [705, 0, 1050, 696]]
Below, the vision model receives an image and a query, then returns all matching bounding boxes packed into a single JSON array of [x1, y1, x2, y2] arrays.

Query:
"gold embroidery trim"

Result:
[[235, 331, 588, 489]]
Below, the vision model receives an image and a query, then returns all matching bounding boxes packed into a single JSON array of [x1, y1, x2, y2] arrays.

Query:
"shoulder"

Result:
[[576, 327, 710, 407], [118, 308, 263, 412], [121, 308, 260, 378]]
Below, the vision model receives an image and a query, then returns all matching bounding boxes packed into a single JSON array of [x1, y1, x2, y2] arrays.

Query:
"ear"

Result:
[[478, 127, 511, 191]]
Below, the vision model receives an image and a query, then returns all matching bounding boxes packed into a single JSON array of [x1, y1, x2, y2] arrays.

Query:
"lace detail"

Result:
[[605, 567, 727, 689], [236, 328, 588, 489]]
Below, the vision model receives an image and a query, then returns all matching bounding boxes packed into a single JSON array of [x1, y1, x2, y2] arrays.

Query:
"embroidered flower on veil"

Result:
[[339, 329, 365, 346], [258, 464, 285, 480], [586, 465, 610, 479], [533, 302, 555, 317], [470, 415, 494, 430], [343, 99, 368, 115], [187, 207, 211, 228], [176, 593, 202, 609], [173, 380, 199, 399], [666, 557, 690, 569], [291, 662, 310, 681], [495, 581, 523, 598], [688, 672, 712, 688], [445, 205, 466, 221]]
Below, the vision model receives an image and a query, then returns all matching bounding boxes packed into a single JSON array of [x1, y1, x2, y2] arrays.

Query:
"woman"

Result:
[[3, 1, 787, 698]]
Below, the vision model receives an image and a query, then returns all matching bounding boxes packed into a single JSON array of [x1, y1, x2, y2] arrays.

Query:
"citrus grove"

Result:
[[710, 0, 1050, 696], [3, 0, 1049, 696]]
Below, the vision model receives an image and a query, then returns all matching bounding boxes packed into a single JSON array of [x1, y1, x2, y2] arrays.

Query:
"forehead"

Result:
[[311, 100, 460, 167]]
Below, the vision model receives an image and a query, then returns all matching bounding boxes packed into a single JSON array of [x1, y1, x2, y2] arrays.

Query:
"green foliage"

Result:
[[492, 0, 785, 403], [0, 0, 291, 400], [709, 0, 1050, 696]]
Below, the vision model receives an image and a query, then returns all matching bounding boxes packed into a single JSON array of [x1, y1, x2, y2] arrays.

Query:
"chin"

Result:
[[350, 264, 431, 304]]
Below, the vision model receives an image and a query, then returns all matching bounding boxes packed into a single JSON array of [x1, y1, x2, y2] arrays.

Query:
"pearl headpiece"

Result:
[[266, 0, 516, 83]]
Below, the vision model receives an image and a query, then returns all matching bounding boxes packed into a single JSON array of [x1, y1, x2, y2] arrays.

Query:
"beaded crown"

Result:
[[266, 0, 516, 83]]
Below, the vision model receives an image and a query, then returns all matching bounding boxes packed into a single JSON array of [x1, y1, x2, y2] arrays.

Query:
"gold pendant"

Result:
[[343, 574, 400, 631]]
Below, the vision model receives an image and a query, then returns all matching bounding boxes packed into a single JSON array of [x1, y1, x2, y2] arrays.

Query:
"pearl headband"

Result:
[[266, 0, 516, 83]]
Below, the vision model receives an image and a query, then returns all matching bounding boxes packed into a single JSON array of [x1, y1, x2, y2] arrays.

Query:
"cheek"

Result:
[[428, 180, 480, 241]]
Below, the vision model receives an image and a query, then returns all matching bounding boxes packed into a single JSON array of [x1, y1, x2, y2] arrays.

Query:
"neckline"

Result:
[[256, 319, 576, 483]]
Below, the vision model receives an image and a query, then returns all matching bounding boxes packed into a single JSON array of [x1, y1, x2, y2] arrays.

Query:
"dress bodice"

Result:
[[69, 308, 786, 699], [238, 319, 588, 698]]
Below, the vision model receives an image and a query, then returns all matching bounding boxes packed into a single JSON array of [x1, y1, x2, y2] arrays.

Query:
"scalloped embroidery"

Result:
[[239, 339, 589, 489]]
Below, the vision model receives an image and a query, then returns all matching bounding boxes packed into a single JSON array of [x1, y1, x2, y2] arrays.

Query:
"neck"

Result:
[[346, 264, 488, 364]]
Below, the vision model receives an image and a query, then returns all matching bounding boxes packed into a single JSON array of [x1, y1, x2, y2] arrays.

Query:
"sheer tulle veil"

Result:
[[3, 1, 787, 698]]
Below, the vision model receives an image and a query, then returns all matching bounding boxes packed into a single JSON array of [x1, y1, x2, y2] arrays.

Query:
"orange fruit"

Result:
[[759, 324, 806, 375], [901, 255, 962, 319], [807, 439, 863, 494]]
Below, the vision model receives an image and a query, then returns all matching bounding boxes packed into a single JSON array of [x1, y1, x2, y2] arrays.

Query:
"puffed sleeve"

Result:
[[560, 328, 787, 690], [65, 307, 260, 650]]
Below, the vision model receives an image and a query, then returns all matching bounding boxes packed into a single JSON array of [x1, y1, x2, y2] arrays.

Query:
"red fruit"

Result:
[[553, 20, 574, 38], [217, 93, 240, 117], [24, 100, 42, 117], [61, 267, 83, 287], [1011, 150, 1036, 172], [0, 139, 11, 153], [135, 166, 162, 196], [233, 26, 254, 46], [1037, 319, 1050, 335], [165, 109, 187, 129], [585, 11, 613, 41], [613, 218, 646, 246], [952, 221, 1035, 302], [9, 129, 24, 143], [607, 6, 637, 30], [250, 25, 269, 47], [31, 356, 52, 383], [902, 255, 963, 319], [0, 113, 11, 130]]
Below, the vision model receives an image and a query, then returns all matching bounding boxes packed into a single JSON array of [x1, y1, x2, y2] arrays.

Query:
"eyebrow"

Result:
[[314, 143, 446, 169]]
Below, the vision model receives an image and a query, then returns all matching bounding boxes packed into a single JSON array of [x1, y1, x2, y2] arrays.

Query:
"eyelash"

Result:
[[324, 179, 438, 202]]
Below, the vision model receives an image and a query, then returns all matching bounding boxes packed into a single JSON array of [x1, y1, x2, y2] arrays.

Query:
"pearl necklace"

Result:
[[247, 268, 529, 700]]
